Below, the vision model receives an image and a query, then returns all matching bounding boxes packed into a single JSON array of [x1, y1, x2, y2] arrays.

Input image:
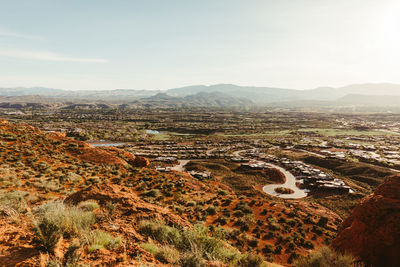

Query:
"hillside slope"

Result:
[[0, 120, 344, 266]]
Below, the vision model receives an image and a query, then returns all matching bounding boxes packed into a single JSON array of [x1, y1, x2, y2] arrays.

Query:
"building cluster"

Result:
[[187, 170, 212, 180], [275, 158, 352, 193], [155, 166, 172, 172], [128, 139, 269, 160], [231, 148, 352, 194], [293, 135, 400, 169]]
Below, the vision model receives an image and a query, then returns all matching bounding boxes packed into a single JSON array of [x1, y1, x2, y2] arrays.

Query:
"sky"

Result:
[[0, 0, 399, 91]]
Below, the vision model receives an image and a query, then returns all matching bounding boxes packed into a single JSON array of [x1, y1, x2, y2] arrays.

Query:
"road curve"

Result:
[[171, 160, 190, 172], [231, 149, 308, 199], [262, 162, 308, 199]]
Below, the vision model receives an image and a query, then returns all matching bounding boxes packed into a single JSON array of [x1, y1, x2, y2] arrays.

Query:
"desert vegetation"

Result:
[[1, 110, 397, 266]]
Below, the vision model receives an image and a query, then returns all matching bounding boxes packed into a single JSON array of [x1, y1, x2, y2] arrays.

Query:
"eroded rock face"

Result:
[[332, 175, 400, 267]]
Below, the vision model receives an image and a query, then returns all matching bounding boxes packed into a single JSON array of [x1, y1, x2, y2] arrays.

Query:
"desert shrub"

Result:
[[142, 189, 161, 198], [237, 253, 265, 267], [274, 187, 294, 194], [215, 216, 228, 225], [248, 238, 259, 247], [0, 174, 21, 188], [106, 201, 116, 216], [63, 242, 81, 266], [186, 201, 196, 207], [139, 221, 243, 265], [233, 210, 245, 218], [139, 220, 181, 244], [86, 230, 122, 252], [179, 251, 205, 267], [37, 161, 51, 172], [312, 225, 324, 236], [47, 258, 62, 267], [260, 208, 268, 215], [34, 201, 95, 237], [78, 200, 99, 211], [235, 218, 250, 231], [262, 231, 274, 240], [140, 242, 159, 254], [212, 227, 230, 240], [63, 172, 82, 184], [262, 244, 274, 254], [206, 205, 217, 215], [278, 217, 287, 223], [287, 219, 297, 227], [303, 240, 315, 249], [0, 190, 29, 213], [294, 246, 356, 267], [222, 198, 232, 206], [141, 243, 179, 264], [34, 216, 62, 252], [218, 190, 228, 196], [268, 223, 281, 231], [235, 202, 252, 214], [274, 244, 282, 254], [317, 216, 329, 227], [86, 176, 101, 185]]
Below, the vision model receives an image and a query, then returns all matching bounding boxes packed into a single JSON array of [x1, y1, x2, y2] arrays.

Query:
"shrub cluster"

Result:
[[139, 220, 265, 267], [294, 246, 357, 267]]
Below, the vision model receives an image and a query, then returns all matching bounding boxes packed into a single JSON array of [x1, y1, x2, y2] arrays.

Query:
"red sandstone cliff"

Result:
[[332, 175, 400, 267]]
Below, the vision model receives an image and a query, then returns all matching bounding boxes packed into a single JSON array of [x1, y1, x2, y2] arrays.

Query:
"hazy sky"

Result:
[[0, 0, 399, 90]]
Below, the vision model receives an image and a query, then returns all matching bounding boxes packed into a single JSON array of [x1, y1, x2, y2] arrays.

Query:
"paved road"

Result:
[[171, 160, 190, 172], [232, 149, 248, 157], [230, 149, 308, 199], [297, 149, 326, 158], [262, 162, 308, 199]]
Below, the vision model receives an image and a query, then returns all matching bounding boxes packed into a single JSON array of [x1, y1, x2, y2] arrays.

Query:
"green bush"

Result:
[[34, 201, 95, 237], [303, 240, 314, 249], [138, 221, 244, 265], [141, 243, 179, 264], [179, 251, 205, 267], [142, 189, 161, 198], [0, 190, 29, 213], [63, 242, 81, 266], [78, 200, 100, 211], [262, 244, 274, 254], [87, 230, 122, 252], [294, 246, 356, 267], [206, 205, 217, 215], [237, 253, 265, 267], [34, 217, 62, 253]]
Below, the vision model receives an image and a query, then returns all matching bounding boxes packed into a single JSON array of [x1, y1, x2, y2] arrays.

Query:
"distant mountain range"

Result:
[[1, 83, 400, 109], [124, 92, 254, 108], [166, 83, 400, 104]]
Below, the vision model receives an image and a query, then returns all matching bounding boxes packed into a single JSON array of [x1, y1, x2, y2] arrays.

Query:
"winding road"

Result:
[[171, 150, 308, 199], [232, 149, 308, 199], [262, 162, 308, 199]]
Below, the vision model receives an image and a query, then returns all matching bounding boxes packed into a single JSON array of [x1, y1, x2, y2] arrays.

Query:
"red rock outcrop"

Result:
[[332, 175, 400, 267]]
